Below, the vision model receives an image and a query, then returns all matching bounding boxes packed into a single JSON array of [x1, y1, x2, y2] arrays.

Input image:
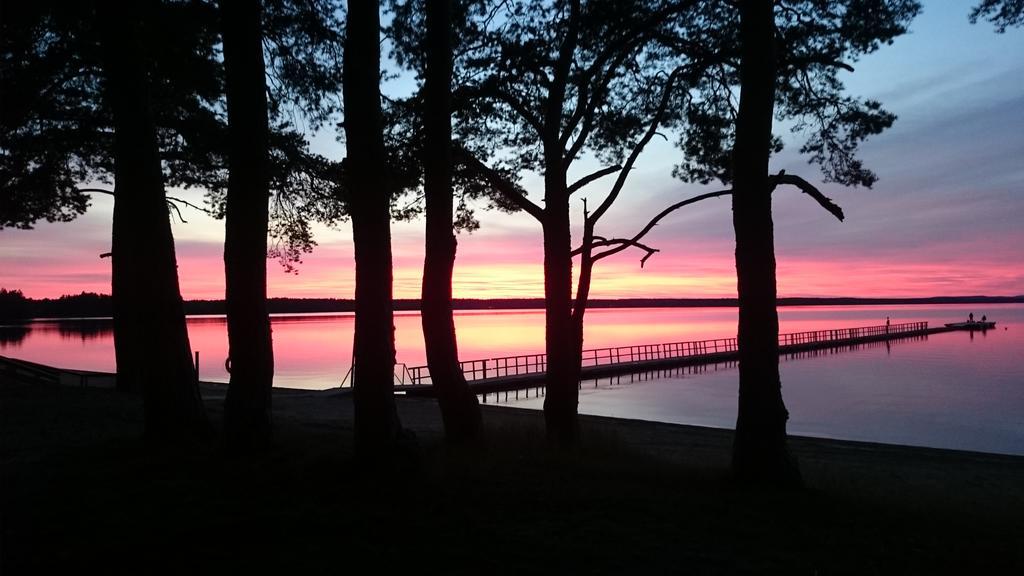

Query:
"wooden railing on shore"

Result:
[[405, 321, 929, 386]]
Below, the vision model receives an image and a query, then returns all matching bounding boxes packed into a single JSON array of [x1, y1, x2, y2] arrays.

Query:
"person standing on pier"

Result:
[[970, 313, 975, 323], [886, 316, 890, 334]]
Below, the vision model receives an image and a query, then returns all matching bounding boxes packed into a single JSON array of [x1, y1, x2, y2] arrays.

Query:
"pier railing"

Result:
[[779, 321, 927, 346], [405, 321, 928, 386]]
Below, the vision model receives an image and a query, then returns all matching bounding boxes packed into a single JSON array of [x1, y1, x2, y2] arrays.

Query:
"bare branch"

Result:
[[79, 187, 212, 222], [167, 201, 187, 224], [585, 237, 660, 267], [568, 172, 841, 270], [782, 54, 855, 73], [166, 195, 213, 217], [583, 189, 732, 262], [79, 187, 213, 218], [588, 67, 685, 226], [461, 82, 546, 138], [77, 187, 115, 196], [567, 165, 621, 195], [453, 145, 544, 222], [563, 47, 635, 163], [769, 171, 845, 221]]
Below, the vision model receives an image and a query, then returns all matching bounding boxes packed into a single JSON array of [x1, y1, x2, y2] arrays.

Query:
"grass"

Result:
[[2, 380, 1022, 574]]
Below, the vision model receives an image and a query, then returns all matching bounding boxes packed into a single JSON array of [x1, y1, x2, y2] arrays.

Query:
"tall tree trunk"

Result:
[[344, 0, 404, 459], [98, 1, 207, 445], [421, 0, 481, 441], [539, 0, 582, 443], [221, 0, 274, 452], [730, 0, 801, 486], [541, 167, 578, 442]]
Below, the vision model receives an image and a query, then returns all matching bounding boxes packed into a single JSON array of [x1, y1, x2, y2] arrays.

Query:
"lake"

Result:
[[2, 303, 1022, 455]]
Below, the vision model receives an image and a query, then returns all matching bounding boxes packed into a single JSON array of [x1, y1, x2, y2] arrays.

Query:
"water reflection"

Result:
[[57, 320, 114, 342], [500, 311, 1024, 455], [2, 304, 1021, 453], [0, 325, 30, 347], [0, 320, 115, 349], [2, 303, 1021, 390]]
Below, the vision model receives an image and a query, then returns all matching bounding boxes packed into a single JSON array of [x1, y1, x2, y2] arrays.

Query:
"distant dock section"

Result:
[[402, 321, 960, 397]]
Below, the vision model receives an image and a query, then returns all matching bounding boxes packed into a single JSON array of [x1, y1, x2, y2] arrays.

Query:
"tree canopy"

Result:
[[0, 0, 224, 229], [971, 0, 1024, 32], [673, 0, 922, 191]]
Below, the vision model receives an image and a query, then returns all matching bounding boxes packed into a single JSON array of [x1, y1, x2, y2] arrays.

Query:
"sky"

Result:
[[2, 1, 1022, 300]]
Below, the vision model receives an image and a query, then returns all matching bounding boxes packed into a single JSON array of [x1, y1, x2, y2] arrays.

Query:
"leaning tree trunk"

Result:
[[730, 0, 801, 486], [98, 2, 207, 445], [344, 0, 404, 459], [569, 222, 596, 376], [421, 0, 481, 441], [221, 0, 274, 452], [541, 166, 579, 442]]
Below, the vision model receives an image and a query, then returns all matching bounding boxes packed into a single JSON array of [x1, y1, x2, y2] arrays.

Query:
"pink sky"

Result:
[[2, 183, 1021, 300], [2, 4, 1022, 300]]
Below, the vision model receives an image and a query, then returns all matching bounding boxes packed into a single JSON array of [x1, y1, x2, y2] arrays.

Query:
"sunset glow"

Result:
[[3, 206, 1021, 300], [2, 3, 1022, 301]]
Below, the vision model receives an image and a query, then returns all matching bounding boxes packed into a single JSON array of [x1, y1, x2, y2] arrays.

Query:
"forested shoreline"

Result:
[[1, 288, 1021, 321]]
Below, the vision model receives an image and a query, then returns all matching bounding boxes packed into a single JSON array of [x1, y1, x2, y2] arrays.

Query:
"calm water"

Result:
[[2, 303, 1022, 454]]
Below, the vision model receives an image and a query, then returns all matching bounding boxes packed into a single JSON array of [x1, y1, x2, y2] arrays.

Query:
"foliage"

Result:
[[0, 0, 224, 229], [673, 0, 921, 189], [971, 0, 1024, 32], [0, 0, 352, 271], [463, 1, 683, 170], [0, 288, 30, 320]]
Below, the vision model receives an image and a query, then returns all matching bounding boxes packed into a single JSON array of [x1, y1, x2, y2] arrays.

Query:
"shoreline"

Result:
[[4, 295, 1023, 322], [4, 358, 1021, 459], [4, 380, 1023, 572]]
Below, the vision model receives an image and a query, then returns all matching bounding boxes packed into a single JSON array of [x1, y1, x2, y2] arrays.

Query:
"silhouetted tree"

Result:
[[2, 1, 344, 447], [971, 0, 1024, 31], [671, 0, 919, 484], [220, 0, 275, 452], [420, 0, 482, 440], [211, 0, 348, 273], [1, 1, 228, 230], [446, 0, 700, 441], [0, 2, 100, 229], [388, 0, 534, 439], [97, 0, 207, 444], [0, 289, 30, 322], [344, 0, 406, 458], [1, 0, 224, 414], [728, 0, 799, 485]]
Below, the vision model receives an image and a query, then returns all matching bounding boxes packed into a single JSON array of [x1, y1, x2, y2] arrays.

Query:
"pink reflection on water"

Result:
[[2, 303, 1020, 391]]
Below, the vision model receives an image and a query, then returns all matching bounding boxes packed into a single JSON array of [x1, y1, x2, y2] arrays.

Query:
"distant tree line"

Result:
[[3, 289, 1021, 323], [0, 289, 113, 320], [4, 0, 1016, 482]]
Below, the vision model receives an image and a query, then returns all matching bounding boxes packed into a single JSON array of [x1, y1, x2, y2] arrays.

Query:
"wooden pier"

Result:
[[0, 355, 115, 388], [400, 321, 955, 398], [3, 320, 985, 395]]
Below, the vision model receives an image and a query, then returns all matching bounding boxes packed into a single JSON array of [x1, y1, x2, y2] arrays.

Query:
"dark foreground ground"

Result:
[[2, 380, 1022, 574]]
